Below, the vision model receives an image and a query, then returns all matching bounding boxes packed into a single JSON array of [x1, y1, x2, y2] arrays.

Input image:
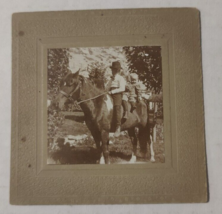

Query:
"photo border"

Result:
[[11, 8, 207, 204]]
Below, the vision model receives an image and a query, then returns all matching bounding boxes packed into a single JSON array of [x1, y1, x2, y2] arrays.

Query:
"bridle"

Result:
[[59, 82, 81, 102], [59, 80, 108, 105]]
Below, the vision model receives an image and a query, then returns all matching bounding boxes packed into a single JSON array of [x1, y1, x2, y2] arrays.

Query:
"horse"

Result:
[[55, 71, 155, 164]]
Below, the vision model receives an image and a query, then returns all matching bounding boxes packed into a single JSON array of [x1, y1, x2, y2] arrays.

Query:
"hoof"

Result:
[[150, 156, 155, 162], [129, 155, 137, 163], [114, 126, 121, 138], [99, 155, 105, 164]]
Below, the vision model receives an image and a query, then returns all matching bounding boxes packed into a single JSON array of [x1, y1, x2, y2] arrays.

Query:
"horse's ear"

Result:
[[72, 71, 79, 79], [72, 68, 81, 79]]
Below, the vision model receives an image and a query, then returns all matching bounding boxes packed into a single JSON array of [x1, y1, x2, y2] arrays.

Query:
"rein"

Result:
[[59, 81, 108, 105], [77, 92, 108, 105]]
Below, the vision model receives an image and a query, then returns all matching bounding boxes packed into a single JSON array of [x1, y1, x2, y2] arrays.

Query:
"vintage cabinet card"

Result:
[[11, 8, 208, 204]]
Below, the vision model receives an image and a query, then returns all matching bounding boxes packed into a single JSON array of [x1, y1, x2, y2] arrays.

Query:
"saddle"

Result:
[[121, 101, 141, 122]]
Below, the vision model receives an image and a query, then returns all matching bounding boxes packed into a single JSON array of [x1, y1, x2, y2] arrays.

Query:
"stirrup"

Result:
[[114, 126, 121, 138]]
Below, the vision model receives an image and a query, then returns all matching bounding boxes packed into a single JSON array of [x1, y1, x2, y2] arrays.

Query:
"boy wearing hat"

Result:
[[108, 61, 126, 137]]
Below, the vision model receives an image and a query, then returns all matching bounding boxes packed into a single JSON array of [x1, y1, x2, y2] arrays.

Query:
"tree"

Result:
[[47, 48, 71, 100], [123, 46, 162, 93], [88, 61, 107, 89]]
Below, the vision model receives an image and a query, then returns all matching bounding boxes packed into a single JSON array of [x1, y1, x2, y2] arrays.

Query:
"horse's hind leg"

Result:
[[139, 128, 155, 162], [128, 128, 137, 163], [138, 126, 148, 158], [149, 134, 155, 162]]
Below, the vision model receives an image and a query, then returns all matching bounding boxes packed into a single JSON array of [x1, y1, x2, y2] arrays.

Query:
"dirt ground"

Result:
[[48, 112, 165, 164]]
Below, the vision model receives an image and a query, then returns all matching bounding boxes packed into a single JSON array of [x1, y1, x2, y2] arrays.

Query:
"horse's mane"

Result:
[[81, 77, 106, 95], [59, 72, 107, 107]]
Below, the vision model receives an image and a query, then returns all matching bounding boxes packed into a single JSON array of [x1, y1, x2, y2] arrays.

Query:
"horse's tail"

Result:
[[138, 105, 150, 154]]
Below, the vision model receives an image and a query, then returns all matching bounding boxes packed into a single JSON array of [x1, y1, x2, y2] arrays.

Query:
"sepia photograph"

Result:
[[47, 46, 164, 164]]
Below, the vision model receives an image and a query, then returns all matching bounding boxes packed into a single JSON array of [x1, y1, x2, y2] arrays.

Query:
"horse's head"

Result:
[[56, 70, 82, 110]]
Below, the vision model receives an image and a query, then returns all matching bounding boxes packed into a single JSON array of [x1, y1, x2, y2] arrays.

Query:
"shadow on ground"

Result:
[[48, 112, 165, 164], [49, 145, 133, 164]]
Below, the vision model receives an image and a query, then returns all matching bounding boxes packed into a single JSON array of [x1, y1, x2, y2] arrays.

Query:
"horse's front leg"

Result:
[[101, 130, 110, 164], [149, 134, 155, 162], [85, 122, 102, 164], [128, 128, 137, 163]]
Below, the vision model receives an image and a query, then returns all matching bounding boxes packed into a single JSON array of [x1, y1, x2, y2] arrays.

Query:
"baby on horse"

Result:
[[122, 73, 146, 118]]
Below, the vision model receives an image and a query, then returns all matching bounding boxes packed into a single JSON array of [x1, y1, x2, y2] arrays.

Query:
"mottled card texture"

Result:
[[11, 8, 208, 204]]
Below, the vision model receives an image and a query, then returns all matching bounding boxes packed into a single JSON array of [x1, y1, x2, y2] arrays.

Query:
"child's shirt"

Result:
[[127, 81, 147, 102], [109, 73, 126, 94]]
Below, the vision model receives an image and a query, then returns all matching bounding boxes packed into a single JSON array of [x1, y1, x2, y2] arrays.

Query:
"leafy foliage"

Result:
[[47, 48, 71, 100], [47, 49, 71, 139], [88, 61, 107, 88], [123, 46, 162, 93], [47, 108, 65, 138]]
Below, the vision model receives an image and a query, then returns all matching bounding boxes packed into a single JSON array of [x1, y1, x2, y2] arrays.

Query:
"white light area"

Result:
[[68, 46, 129, 75]]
